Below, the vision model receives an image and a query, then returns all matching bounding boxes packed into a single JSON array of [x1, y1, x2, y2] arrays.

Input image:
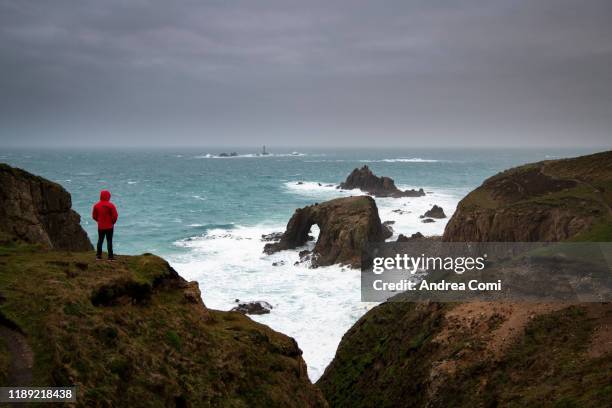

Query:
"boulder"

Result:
[[382, 221, 394, 238], [264, 196, 387, 268], [396, 232, 425, 242], [231, 301, 273, 315], [421, 205, 446, 219], [421, 218, 435, 223], [261, 232, 284, 242], [0, 163, 92, 251], [338, 165, 425, 198]]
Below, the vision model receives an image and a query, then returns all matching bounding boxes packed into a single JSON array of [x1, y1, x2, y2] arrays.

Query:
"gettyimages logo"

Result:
[[372, 253, 488, 275], [362, 242, 612, 302]]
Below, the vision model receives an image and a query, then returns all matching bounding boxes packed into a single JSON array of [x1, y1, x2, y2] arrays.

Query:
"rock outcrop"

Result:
[[443, 151, 612, 242], [421, 204, 446, 219], [232, 301, 274, 315], [0, 163, 92, 251], [396, 232, 424, 242], [338, 166, 425, 198], [264, 196, 387, 268]]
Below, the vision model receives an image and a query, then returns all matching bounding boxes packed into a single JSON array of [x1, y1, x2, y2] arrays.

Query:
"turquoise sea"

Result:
[[0, 147, 602, 379]]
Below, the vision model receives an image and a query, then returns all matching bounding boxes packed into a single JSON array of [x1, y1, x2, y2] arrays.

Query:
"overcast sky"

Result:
[[1, 0, 611, 148]]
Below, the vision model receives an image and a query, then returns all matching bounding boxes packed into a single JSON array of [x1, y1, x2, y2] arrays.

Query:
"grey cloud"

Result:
[[0, 0, 611, 147]]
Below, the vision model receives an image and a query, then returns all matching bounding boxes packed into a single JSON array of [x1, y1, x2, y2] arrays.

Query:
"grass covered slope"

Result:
[[443, 150, 612, 242], [0, 243, 326, 407], [318, 301, 612, 408]]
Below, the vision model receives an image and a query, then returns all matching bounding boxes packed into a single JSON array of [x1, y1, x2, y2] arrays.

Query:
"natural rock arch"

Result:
[[264, 196, 388, 268]]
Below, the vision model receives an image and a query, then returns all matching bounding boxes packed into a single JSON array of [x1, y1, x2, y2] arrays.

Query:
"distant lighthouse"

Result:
[[262, 145, 269, 155]]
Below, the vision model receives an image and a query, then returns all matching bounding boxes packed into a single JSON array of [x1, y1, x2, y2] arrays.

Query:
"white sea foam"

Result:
[[169, 223, 377, 381], [194, 152, 306, 159], [359, 157, 441, 163], [169, 184, 465, 381]]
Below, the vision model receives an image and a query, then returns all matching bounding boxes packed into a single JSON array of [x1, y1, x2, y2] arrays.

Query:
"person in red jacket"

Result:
[[92, 190, 118, 260]]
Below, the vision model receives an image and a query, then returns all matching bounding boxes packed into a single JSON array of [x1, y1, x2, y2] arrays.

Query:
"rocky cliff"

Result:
[[318, 151, 612, 408], [0, 167, 326, 407], [0, 247, 326, 407], [443, 151, 612, 242], [339, 166, 425, 198], [0, 163, 92, 251], [264, 196, 386, 268]]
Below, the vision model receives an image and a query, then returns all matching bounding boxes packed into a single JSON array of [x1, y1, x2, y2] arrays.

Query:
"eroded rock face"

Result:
[[443, 151, 612, 242], [338, 166, 425, 198], [0, 163, 92, 251], [264, 196, 387, 268]]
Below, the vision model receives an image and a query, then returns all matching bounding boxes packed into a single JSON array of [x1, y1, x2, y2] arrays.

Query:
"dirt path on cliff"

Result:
[[0, 324, 33, 386], [436, 302, 567, 360]]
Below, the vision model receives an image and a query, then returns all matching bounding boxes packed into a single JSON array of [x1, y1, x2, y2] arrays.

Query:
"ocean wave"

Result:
[[284, 181, 351, 199], [359, 157, 441, 163], [176, 223, 237, 238], [193, 152, 305, 159]]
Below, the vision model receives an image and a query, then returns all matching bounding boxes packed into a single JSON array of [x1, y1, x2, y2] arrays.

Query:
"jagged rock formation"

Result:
[[443, 151, 612, 242], [421, 205, 446, 219], [318, 151, 612, 408], [264, 196, 387, 268], [0, 163, 92, 251], [338, 166, 425, 198]]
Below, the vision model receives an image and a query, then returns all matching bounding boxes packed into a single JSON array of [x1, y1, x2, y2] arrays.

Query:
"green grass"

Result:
[[0, 244, 325, 407]]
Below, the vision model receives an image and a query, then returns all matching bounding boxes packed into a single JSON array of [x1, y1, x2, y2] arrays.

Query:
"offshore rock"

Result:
[[264, 196, 386, 268], [338, 166, 425, 198]]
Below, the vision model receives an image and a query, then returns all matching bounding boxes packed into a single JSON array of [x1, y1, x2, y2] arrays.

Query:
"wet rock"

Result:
[[421, 205, 446, 219], [382, 221, 395, 239], [421, 218, 435, 223], [396, 232, 424, 242], [261, 232, 284, 242], [338, 165, 425, 198], [264, 196, 387, 268], [231, 301, 273, 315]]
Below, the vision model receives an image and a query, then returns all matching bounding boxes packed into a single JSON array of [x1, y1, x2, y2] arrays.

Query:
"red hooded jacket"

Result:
[[92, 190, 118, 230]]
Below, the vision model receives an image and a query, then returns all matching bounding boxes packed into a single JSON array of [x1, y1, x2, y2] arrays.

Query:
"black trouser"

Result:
[[96, 228, 114, 259]]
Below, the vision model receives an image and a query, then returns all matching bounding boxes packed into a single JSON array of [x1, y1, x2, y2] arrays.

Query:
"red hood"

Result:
[[100, 190, 111, 201]]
